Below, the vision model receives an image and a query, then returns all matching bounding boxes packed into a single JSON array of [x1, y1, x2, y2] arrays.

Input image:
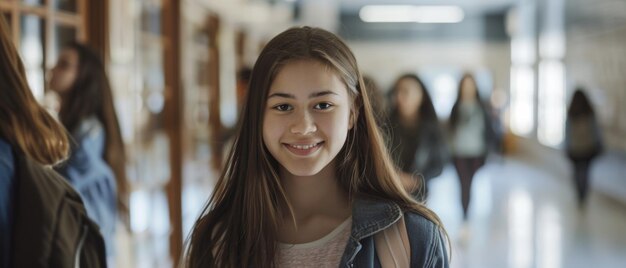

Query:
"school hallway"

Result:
[[426, 138, 626, 268]]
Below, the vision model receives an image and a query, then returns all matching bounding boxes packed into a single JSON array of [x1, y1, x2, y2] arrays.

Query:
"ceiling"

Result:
[[338, 0, 516, 15], [268, 0, 626, 41], [335, 0, 512, 41]]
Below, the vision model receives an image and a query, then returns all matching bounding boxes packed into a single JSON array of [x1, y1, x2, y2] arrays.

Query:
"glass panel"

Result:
[[140, 1, 161, 35], [180, 18, 213, 238], [132, 2, 173, 266], [131, 188, 172, 267], [139, 47, 168, 183], [20, 14, 45, 101], [21, 0, 44, 6], [108, 0, 175, 265], [54, 0, 77, 13], [52, 23, 77, 63]]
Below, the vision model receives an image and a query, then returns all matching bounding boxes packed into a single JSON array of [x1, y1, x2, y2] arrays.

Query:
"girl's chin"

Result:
[[284, 167, 324, 177], [281, 162, 328, 178]]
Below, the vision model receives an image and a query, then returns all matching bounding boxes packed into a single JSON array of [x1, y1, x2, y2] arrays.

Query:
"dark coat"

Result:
[[387, 116, 447, 181], [11, 151, 106, 267]]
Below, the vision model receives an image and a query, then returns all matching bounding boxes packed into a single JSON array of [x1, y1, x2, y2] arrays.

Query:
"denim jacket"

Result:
[[340, 197, 449, 268], [0, 138, 15, 268], [55, 117, 117, 256]]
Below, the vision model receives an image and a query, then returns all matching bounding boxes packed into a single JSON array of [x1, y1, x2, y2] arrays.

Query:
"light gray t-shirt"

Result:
[[452, 102, 486, 157], [277, 217, 352, 268]]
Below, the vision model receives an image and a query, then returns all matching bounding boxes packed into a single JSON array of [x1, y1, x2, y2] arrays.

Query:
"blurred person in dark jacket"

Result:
[[49, 42, 128, 259], [0, 17, 106, 267], [565, 88, 603, 207], [448, 73, 496, 221], [387, 74, 447, 201]]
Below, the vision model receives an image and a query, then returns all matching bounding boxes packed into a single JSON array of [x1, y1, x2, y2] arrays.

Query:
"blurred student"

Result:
[[0, 17, 106, 267], [49, 42, 128, 258], [387, 74, 447, 201], [448, 73, 496, 221], [565, 88, 603, 207]]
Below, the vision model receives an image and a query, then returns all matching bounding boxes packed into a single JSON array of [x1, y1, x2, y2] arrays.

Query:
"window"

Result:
[[0, 0, 85, 102]]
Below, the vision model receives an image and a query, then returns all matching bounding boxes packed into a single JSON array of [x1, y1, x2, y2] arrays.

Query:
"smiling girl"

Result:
[[185, 26, 449, 268]]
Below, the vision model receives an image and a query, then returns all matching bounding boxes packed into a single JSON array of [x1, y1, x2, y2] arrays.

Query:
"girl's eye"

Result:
[[273, 104, 293, 111], [314, 102, 333, 110]]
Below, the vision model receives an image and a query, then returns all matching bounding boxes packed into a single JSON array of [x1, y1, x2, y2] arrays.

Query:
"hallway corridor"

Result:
[[427, 140, 626, 268]]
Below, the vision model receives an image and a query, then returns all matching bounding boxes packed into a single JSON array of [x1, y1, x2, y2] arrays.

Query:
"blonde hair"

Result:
[[0, 16, 69, 165]]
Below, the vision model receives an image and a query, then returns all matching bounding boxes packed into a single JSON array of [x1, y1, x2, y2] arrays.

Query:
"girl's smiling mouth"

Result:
[[283, 141, 324, 156]]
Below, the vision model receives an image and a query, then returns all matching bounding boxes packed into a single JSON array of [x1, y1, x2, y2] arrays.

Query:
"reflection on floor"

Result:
[[120, 141, 626, 268], [427, 152, 626, 268]]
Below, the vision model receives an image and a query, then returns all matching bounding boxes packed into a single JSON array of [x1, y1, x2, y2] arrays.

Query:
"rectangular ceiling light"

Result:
[[359, 5, 464, 23]]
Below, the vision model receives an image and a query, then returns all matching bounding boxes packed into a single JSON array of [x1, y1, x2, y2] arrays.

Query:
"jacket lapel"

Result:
[[339, 196, 403, 266]]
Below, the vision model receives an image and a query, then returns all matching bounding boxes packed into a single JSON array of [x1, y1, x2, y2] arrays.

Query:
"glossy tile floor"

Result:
[[427, 147, 626, 268], [120, 140, 626, 268]]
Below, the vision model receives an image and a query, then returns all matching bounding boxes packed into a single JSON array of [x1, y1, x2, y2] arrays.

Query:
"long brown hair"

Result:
[[185, 26, 446, 267], [57, 42, 129, 219], [0, 16, 69, 165], [389, 73, 439, 128], [449, 73, 491, 134], [567, 88, 595, 118]]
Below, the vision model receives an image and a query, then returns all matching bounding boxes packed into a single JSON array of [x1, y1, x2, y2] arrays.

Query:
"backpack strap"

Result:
[[375, 215, 411, 268]]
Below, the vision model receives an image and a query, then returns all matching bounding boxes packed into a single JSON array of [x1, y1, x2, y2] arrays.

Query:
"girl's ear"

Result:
[[349, 112, 355, 130], [349, 83, 364, 130], [349, 107, 359, 130]]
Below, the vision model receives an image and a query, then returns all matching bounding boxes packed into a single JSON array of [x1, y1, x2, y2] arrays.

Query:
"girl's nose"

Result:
[[290, 110, 317, 135]]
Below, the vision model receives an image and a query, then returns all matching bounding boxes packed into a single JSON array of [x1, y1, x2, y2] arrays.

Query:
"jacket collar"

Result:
[[339, 196, 403, 266], [350, 196, 403, 240]]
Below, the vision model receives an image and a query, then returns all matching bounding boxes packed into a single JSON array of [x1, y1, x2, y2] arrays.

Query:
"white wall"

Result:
[[565, 21, 626, 151], [348, 40, 510, 118], [349, 40, 510, 90]]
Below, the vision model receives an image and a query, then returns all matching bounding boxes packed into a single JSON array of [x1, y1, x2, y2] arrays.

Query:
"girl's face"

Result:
[[461, 77, 477, 102], [395, 78, 423, 119], [49, 48, 79, 94], [263, 60, 353, 177]]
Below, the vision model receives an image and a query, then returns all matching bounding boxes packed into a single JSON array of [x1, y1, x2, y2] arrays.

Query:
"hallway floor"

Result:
[[120, 140, 626, 268], [427, 147, 626, 268]]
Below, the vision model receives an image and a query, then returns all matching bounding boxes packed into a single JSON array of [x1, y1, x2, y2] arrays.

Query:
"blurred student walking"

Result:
[[49, 42, 128, 259], [448, 73, 496, 221], [565, 88, 603, 207], [387, 74, 447, 201]]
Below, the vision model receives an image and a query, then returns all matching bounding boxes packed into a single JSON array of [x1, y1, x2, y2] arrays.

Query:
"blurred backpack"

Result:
[[11, 151, 106, 268], [567, 115, 602, 158]]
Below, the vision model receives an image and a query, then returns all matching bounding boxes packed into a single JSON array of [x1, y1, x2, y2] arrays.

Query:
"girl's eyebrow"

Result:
[[268, 90, 338, 99]]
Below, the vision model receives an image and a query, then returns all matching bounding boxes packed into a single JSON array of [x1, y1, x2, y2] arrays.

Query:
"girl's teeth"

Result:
[[292, 143, 317, 149]]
